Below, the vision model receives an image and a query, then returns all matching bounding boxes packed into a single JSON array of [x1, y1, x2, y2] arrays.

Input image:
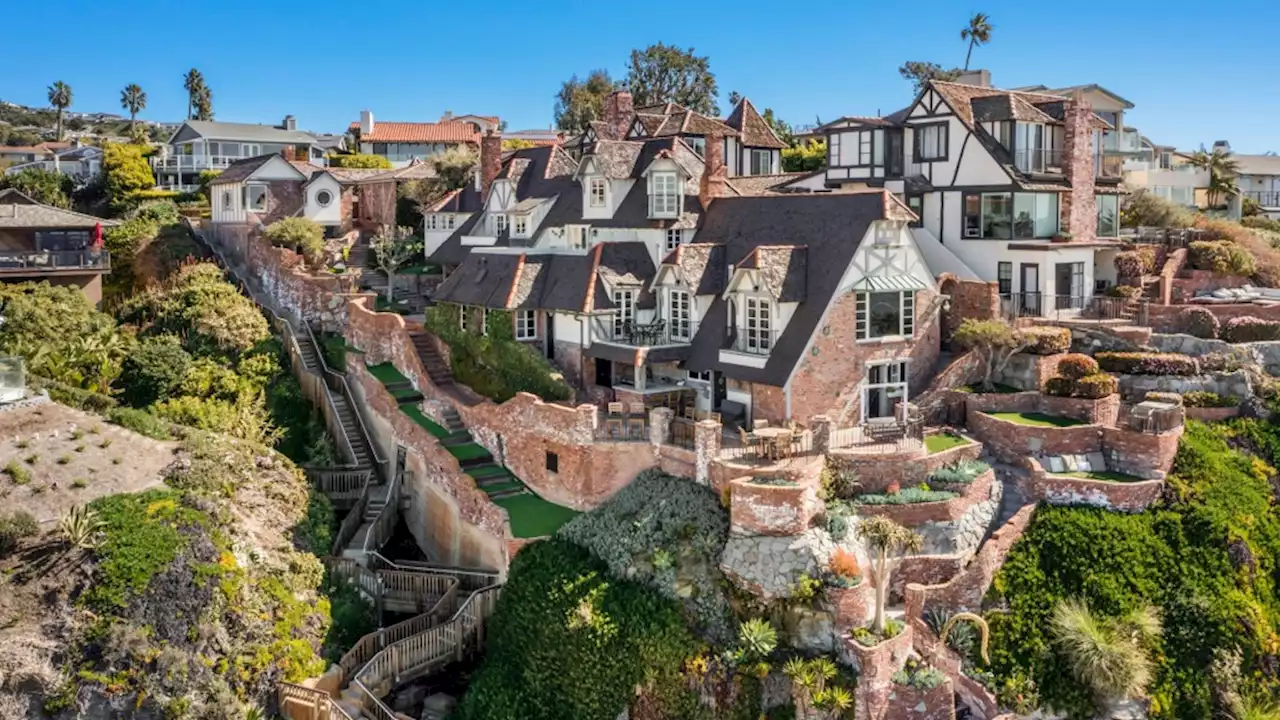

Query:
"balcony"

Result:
[[1245, 191, 1280, 208], [1014, 148, 1065, 174], [0, 249, 110, 274], [151, 155, 245, 173], [591, 316, 698, 347]]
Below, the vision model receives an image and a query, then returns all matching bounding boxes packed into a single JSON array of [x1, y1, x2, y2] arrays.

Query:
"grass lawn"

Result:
[[398, 404, 451, 440], [367, 362, 410, 386], [958, 382, 1021, 394], [925, 432, 970, 454], [1057, 470, 1146, 483], [447, 443, 492, 462], [492, 493, 580, 538], [987, 412, 1086, 428]]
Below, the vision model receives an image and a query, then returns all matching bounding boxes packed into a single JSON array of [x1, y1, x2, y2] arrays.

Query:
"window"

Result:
[[864, 361, 909, 421], [244, 184, 268, 212], [1097, 194, 1119, 237], [514, 214, 529, 236], [426, 214, 439, 230], [666, 228, 684, 251], [687, 137, 706, 157], [998, 262, 1013, 296], [567, 225, 587, 249], [613, 288, 636, 338], [1159, 152, 1172, 170], [589, 178, 607, 208], [829, 134, 841, 166], [749, 149, 772, 175], [315, 189, 333, 207], [220, 191, 232, 211], [688, 370, 712, 382], [745, 297, 772, 353], [914, 123, 947, 161], [1012, 193, 1058, 238], [649, 172, 680, 217], [372, 143, 388, 155], [669, 290, 691, 341], [856, 291, 914, 339], [494, 213, 508, 234], [515, 310, 538, 340], [459, 307, 468, 332], [445, 214, 456, 229], [545, 451, 558, 473], [906, 195, 923, 228], [963, 192, 1058, 239]]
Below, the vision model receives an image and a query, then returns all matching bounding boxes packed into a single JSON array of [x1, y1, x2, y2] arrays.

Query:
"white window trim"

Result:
[[855, 290, 915, 342], [459, 306, 468, 332], [861, 360, 911, 422], [480, 310, 488, 336], [669, 289, 692, 341], [515, 310, 538, 340], [613, 288, 637, 339], [315, 189, 333, 207], [245, 183, 268, 212], [426, 214, 439, 230], [665, 228, 684, 252], [589, 178, 607, 208], [649, 172, 680, 218], [445, 214, 456, 229], [494, 213, 508, 234], [513, 214, 529, 237], [745, 296, 773, 353]]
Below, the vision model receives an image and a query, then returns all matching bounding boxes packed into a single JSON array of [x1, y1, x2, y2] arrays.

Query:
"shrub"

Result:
[[329, 153, 392, 169], [1143, 391, 1183, 406], [27, 375, 119, 413], [1120, 189, 1193, 229], [828, 548, 861, 584], [1220, 316, 1280, 344], [119, 335, 193, 407], [1057, 354, 1100, 380], [1242, 216, 1280, 233], [1177, 307, 1219, 339], [1074, 373, 1119, 399], [262, 217, 326, 267], [1022, 326, 1071, 355], [1182, 391, 1239, 408], [931, 459, 990, 485], [1188, 240, 1256, 276], [107, 407, 173, 440], [425, 305, 572, 404], [133, 199, 181, 226], [1198, 352, 1244, 373], [1196, 217, 1280, 286], [1107, 284, 1143, 299], [856, 487, 958, 505], [892, 658, 948, 690], [1114, 247, 1156, 278], [3, 460, 31, 485], [1044, 376, 1075, 398], [1096, 351, 1198, 376], [0, 510, 39, 554]]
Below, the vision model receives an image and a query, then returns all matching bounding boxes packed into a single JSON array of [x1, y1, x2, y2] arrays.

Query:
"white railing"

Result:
[[151, 154, 243, 171]]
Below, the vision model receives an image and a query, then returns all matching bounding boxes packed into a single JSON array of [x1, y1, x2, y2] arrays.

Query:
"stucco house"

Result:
[[152, 116, 325, 192], [348, 111, 491, 167]]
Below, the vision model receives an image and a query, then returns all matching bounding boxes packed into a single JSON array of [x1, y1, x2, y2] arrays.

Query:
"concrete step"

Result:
[[488, 487, 528, 500]]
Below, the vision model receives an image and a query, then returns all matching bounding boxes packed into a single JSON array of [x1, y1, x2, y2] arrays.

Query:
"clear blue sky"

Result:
[[2, 0, 1277, 153]]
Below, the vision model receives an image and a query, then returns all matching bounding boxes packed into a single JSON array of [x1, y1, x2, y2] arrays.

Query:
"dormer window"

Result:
[[649, 172, 680, 218], [494, 213, 508, 234], [666, 228, 685, 251], [567, 225, 587, 249], [686, 137, 706, 157], [513, 214, 529, 237], [589, 178, 607, 208]]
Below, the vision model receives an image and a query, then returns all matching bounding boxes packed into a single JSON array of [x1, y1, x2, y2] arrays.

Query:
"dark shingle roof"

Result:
[[724, 98, 787, 149], [208, 154, 297, 185]]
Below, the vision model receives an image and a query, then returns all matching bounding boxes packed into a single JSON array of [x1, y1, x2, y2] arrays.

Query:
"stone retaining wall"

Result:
[[1018, 457, 1164, 512], [1117, 370, 1251, 403], [911, 620, 1000, 720], [967, 410, 1104, 464], [842, 627, 914, 720], [963, 390, 1120, 426], [905, 504, 1036, 617], [887, 681, 956, 720], [857, 469, 993, 526], [994, 352, 1065, 392], [825, 583, 875, 629]]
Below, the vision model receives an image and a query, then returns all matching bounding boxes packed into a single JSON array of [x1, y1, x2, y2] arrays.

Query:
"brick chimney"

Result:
[[603, 90, 633, 140], [480, 130, 502, 198], [282, 146, 297, 162], [699, 133, 727, 211], [1060, 90, 1097, 243]]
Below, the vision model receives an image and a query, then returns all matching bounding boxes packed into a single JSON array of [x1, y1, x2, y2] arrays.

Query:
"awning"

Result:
[[851, 275, 930, 292]]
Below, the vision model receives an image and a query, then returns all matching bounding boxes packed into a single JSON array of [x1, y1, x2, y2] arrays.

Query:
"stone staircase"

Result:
[[410, 331, 455, 389], [347, 238, 387, 294]]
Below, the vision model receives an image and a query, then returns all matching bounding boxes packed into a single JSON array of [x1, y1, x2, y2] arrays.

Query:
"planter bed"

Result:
[[855, 469, 993, 525], [1055, 469, 1145, 483], [924, 432, 970, 454], [1021, 457, 1164, 512], [986, 411, 1085, 427], [956, 382, 1020, 394]]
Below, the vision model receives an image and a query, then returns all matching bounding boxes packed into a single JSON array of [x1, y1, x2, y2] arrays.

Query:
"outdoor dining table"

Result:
[[752, 427, 791, 461]]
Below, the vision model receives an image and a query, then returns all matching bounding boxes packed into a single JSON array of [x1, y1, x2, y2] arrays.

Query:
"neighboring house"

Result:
[[3, 144, 104, 184], [1226, 146, 1280, 217], [0, 141, 73, 167], [504, 128, 565, 147], [0, 188, 116, 304], [152, 116, 325, 192], [208, 154, 350, 236], [1122, 147, 1209, 209], [428, 126, 937, 427], [809, 77, 1127, 315], [1009, 76, 1138, 172], [348, 110, 489, 167]]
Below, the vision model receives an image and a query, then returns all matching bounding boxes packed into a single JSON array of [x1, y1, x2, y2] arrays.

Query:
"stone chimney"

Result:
[[603, 90, 634, 140], [1060, 90, 1097, 243], [953, 69, 991, 87], [359, 110, 374, 136], [480, 130, 502, 198], [442, 110, 454, 122], [699, 133, 727, 211], [283, 114, 297, 131], [282, 146, 297, 162]]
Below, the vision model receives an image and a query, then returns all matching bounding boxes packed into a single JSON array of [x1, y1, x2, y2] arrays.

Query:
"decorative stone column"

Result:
[[694, 418, 722, 486], [650, 406, 673, 454], [574, 404, 599, 444], [811, 415, 833, 454]]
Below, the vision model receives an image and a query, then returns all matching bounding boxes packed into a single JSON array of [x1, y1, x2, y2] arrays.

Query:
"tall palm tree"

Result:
[[193, 84, 214, 121], [120, 84, 147, 133], [1189, 148, 1240, 208], [183, 68, 205, 120], [47, 81, 72, 141], [960, 13, 994, 71]]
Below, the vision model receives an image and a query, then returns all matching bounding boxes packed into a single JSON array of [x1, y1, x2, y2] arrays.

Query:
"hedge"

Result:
[[1044, 372, 1116, 399], [1187, 240, 1256, 276], [1056, 353, 1099, 380], [1143, 391, 1183, 406], [1113, 246, 1156, 278], [27, 374, 119, 413], [1177, 307, 1219, 339], [1182, 391, 1238, 408], [1022, 326, 1071, 355], [1095, 351, 1198, 376], [1107, 284, 1143, 299], [1220, 316, 1280, 344]]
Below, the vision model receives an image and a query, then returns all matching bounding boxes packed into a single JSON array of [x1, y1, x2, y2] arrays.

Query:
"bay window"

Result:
[[515, 310, 538, 340], [856, 291, 914, 340], [649, 172, 680, 217], [963, 192, 1058, 239], [847, 129, 885, 167]]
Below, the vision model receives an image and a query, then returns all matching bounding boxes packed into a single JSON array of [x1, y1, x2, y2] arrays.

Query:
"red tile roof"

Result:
[[347, 121, 482, 144]]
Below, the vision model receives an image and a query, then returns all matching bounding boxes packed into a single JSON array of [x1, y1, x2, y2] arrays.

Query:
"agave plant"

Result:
[[736, 618, 777, 663], [58, 504, 105, 550], [940, 611, 991, 664]]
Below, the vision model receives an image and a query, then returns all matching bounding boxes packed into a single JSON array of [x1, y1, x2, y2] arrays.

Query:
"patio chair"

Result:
[[682, 405, 695, 420], [606, 402, 625, 438], [737, 427, 755, 459], [627, 402, 646, 418], [753, 418, 770, 430], [776, 430, 794, 461]]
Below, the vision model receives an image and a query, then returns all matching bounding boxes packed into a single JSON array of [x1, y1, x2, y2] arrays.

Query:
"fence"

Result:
[[1000, 293, 1149, 325], [277, 682, 356, 720], [667, 418, 696, 449], [331, 482, 370, 556], [0, 249, 110, 273], [720, 428, 815, 464], [829, 419, 925, 455]]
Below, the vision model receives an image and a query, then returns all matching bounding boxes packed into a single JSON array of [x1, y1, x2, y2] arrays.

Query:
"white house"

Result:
[[1226, 146, 1280, 217], [208, 154, 347, 234], [153, 116, 324, 192], [3, 144, 103, 184]]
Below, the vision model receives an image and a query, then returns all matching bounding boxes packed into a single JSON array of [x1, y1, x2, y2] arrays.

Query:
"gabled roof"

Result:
[[632, 102, 740, 139], [208, 154, 307, 185], [732, 245, 808, 302], [0, 188, 119, 228], [927, 81, 1113, 131], [724, 98, 787, 149], [178, 120, 319, 144], [658, 243, 726, 296], [348, 121, 481, 144]]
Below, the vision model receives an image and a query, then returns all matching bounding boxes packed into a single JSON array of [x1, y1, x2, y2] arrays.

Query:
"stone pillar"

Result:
[[573, 404, 599, 444], [1060, 90, 1098, 244], [650, 406, 673, 453], [811, 415, 833, 454], [694, 418, 722, 486]]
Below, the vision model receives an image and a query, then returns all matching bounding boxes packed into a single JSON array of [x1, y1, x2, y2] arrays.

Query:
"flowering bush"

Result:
[[1183, 391, 1239, 408], [827, 548, 861, 586], [1188, 240, 1256, 276], [1096, 351, 1199, 376], [1057, 354, 1100, 380], [1220, 316, 1280, 344], [1178, 307, 1219, 339], [1114, 247, 1156, 278], [1044, 372, 1117, 399], [1022, 326, 1071, 355], [1199, 352, 1245, 373]]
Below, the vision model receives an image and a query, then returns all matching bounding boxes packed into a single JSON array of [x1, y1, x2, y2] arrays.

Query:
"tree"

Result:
[[952, 319, 1029, 391], [262, 217, 325, 267], [502, 138, 536, 150], [960, 12, 994, 70], [0, 168, 73, 208], [102, 142, 155, 202], [194, 85, 214, 121], [728, 90, 743, 107], [761, 108, 795, 147], [120, 84, 147, 133], [369, 226, 420, 302], [47, 81, 72, 141], [183, 69, 205, 120], [625, 43, 719, 115], [399, 146, 477, 212], [899, 61, 963, 93], [329, 153, 392, 169], [782, 141, 826, 172], [1189, 148, 1240, 208], [554, 69, 617, 134], [1051, 599, 1162, 710], [119, 335, 192, 408], [856, 516, 923, 634]]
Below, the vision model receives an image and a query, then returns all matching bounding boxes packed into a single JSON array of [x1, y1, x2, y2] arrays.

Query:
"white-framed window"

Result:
[[855, 291, 915, 340], [863, 360, 910, 421], [459, 306, 468, 332], [426, 214, 439, 230], [515, 310, 538, 340], [649, 172, 680, 217], [445, 214, 456, 229], [567, 225, 587, 249], [613, 288, 636, 338], [244, 183, 268, 212], [687, 370, 713, 382], [494, 213, 508, 234], [666, 228, 684, 251], [480, 309, 488, 336], [669, 290, 691, 341], [749, 149, 772, 175], [687, 136, 706, 157], [745, 297, 772, 354], [914, 123, 947, 161], [315, 189, 333, 207], [589, 178, 607, 207], [513, 214, 529, 236]]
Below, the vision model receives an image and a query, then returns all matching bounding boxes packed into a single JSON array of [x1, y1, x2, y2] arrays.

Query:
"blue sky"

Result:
[[2, 0, 1277, 153]]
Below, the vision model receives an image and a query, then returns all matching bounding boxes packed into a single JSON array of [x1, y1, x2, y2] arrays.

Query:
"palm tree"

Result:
[[960, 13, 994, 71], [120, 84, 147, 133], [1189, 148, 1240, 208], [856, 516, 924, 634], [47, 81, 73, 140], [1050, 599, 1162, 709], [193, 84, 214, 121], [183, 68, 205, 120]]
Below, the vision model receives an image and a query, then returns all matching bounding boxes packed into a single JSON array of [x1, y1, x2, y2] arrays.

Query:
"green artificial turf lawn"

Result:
[[447, 443, 492, 462], [1058, 470, 1145, 483], [957, 382, 1021, 394], [492, 493, 580, 538], [924, 432, 970, 454], [367, 362, 410, 386], [987, 412, 1086, 428], [398, 405, 451, 440]]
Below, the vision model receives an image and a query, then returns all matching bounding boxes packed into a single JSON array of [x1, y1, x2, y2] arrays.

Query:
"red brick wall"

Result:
[[826, 583, 876, 629], [967, 410, 1103, 464], [911, 622, 1000, 720], [1169, 269, 1251, 304], [949, 278, 1001, 325], [244, 232, 356, 329], [752, 383, 787, 425], [1185, 406, 1240, 422], [1060, 94, 1097, 243], [1157, 248, 1187, 305], [826, 438, 982, 494], [963, 390, 1119, 426], [893, 555, 969, 601], [729, 473, 820, 536], [905, 504, 1036, 617], [889, 682, 956, 720], [857, 468, 993, 525], [1020, 457, 1164, 511], [358, 181, 397, 228], [1101, 424, 1183, 479], [845, 627, 914, 720]]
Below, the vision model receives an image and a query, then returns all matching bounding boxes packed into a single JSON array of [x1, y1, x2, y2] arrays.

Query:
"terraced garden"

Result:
[[986, 411, 1086, 428]]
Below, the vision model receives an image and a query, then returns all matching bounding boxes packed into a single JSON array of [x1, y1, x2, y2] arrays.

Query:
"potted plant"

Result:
[[1052, 230, 1075, 243]]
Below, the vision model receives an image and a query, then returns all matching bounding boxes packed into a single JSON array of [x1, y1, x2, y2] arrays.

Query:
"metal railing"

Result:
[[304, 319, 391, 484], [720, 428, 815, 464], [1014, 148, 1065, 173], [1122, 226, 1215, 249], [0, 249, 109, 272], [363, 469, 403, 554], [1245, 190, 1280, 207], [829, 418, 924, 454], [1096, 154, 1124, 178], [151, 154, 244, 171], [1000, 293, 1149, 324], [667, 417, 695, 449], [725, 327, 778, 356], [590, 316, 698, 346]]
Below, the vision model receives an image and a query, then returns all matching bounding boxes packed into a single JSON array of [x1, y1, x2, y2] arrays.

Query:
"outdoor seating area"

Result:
[[598, 402, 650, 440], [1121, 226, 1215, 247], [730, 420, 808, 462]]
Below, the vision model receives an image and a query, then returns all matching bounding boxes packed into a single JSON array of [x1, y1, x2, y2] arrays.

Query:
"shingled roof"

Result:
[[0, 189, 119, 228], [724, 98, 787, 149]]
